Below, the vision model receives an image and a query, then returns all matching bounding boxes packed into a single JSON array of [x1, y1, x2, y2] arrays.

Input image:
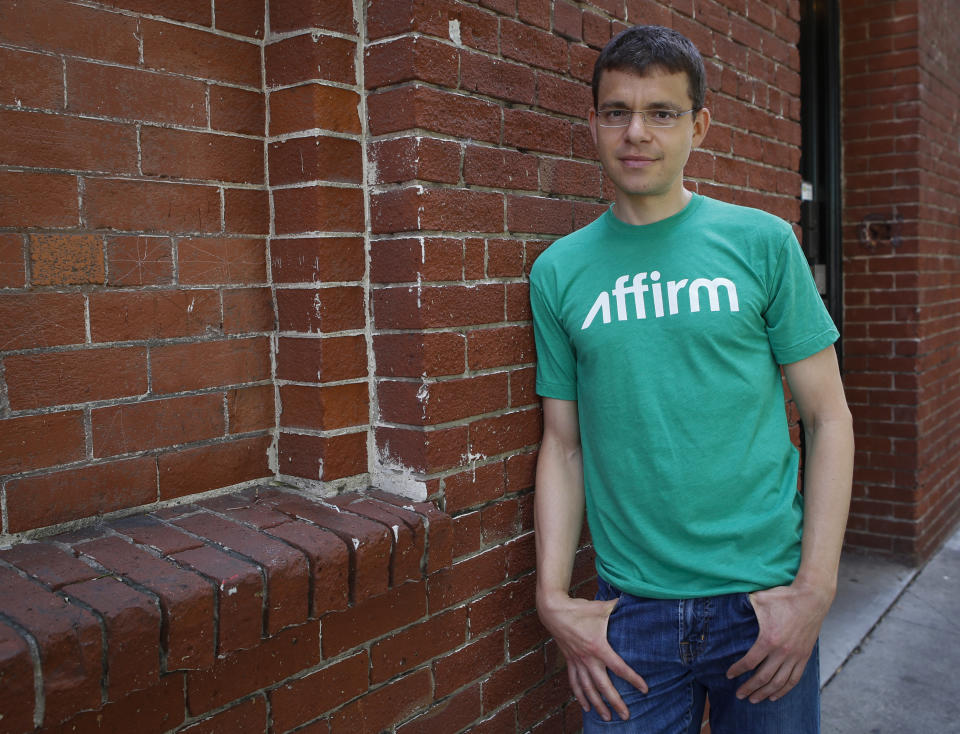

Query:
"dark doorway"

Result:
[[799, 0, 843, 351]]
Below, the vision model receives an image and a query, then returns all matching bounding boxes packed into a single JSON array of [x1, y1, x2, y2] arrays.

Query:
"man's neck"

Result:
[[611, 188, 693, 226]]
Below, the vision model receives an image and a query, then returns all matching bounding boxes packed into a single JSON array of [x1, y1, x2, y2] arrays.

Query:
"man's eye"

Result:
[[604, 110, 628, 120], [649, 110, 676, 121]]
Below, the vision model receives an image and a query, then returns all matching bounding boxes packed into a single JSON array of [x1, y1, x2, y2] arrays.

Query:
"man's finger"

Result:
[[576, 664, 614, 722], [726, 641, 768, 680]]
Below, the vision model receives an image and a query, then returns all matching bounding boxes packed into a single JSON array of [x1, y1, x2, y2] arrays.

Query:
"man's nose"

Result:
[[624, 112, 653, 140]]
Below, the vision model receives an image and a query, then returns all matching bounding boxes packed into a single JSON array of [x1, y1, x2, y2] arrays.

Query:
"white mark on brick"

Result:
[[371, 447, 428, 501], [187, 297, 195, 314], [391, 524, 399, 541], [416, 380, 429, 404], [449, 19, 462, 46], [352, 537, 360, 550]]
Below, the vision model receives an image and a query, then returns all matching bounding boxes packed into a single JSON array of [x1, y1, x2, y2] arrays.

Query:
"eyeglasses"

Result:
[[596, 108, 695, 128]]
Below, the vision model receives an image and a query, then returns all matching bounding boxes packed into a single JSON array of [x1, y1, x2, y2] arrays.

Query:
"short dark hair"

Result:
[[592, 25, 706, 111]]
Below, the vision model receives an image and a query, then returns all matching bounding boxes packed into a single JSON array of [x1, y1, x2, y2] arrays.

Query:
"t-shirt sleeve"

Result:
[[529, 266, 578, 400], [764, 230, 840, 365]]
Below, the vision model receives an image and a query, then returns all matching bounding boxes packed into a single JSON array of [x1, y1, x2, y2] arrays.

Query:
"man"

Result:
[[530, 25, 853, 733]]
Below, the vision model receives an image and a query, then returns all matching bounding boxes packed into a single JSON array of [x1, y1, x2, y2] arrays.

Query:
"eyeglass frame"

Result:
[[594, 107, 697, 128]]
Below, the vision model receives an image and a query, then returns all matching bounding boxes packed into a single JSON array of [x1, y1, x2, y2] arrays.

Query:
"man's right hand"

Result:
[[537, 591, 648, 722]]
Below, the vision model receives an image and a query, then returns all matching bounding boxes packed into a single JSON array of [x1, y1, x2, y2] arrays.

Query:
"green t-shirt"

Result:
[[529, 194, 839, 599]]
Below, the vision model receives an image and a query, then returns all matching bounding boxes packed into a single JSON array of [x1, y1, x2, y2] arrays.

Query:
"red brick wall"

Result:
[[841, 0, 960, 561], [0, 0, 273, 535]]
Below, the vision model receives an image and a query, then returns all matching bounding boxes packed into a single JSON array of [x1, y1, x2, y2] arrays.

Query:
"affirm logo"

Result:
[[581, 271, 739, 330]]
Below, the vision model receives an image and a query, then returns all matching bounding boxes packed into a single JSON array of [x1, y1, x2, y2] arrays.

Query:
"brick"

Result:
[[157, 435, 272, 499], [278, 430, 367, 481], [442, 461, 507, 513], [187, 621, 319, 714], [379, 372, 508, 425], [0, 621, 35, 734], [0, 566, 101, 726], [279, 382, 369, 430], [142, 128, 264, 185], [267, 33, 357, 87], [367, 85, 501, 143], [266, 519, 350, 614], [501, 18, 568, 71], [369, 137, 462, 186], [0, 0, 139, 65], [507, 194, 575, 235], [369, 236, 461, 283], [225, 188, 270, 235], [107, 236, 173, 286], [6, 457, 157, 533], [373, 283, 505, 330], [0, 233, 25, 287], [28, 232, 103, 286], [366, 35, 459, 89], [461, 51, 537, 104], [92, 394, 224, 457], [198, 489, 290, 528], [269, 651, 366, 732], [46, 671, 186, 734], [518, 672, 571, 731], [508, 609, 548, 658], [482, 497, 520, 544], [277, 334, 367, 382], [0, 46, 62, 110], [269, 83, 361, 135], [0, 172, 77, 230], [397, 685, 482, 734], [463, 146, 540, 190], [326, 496, 425, 586], [214, 0, 264, 37], [142, 19, 260, 86], [181, 695, 267, 733], [262, 493, 391, 602], [0, 411, 84, 476], [173, 512, 309, 633], [468, 326, 535, 371], [273, 185, 364, 234], [541, 158, 603, 197], [224, 287, 275, 334], [110, 515, 204, 555], [470, 576, 537, 636], [97, 0, 211, 24], [470, 410, 541, 457], [375, 424, 468, 474], [89, 289, 220, 342], [537, 72, 593, 116], [481, 649, 544, 713], [62, 575, 162, 698], [152, 337, 270, 394], [171, 545, 263, 653], [503, 108, 572, 155], [276, 286, 365, 333], [365, 492, 452, 573], [433, 630, 506, 698], [270, 136, 363, 186], [373, 332, 466, 378], [227, 384, 274, 434], [211, 86, 265, 136], [330, 668, 432, 734], [66, 60, 206, 126], [320, 577, 425, 656], [5, 346, 146, 411], [371, 607, 466, 683], [0, 108, 136, 174], [83, 178, 221, 234], [271, 237, 365, 282], [0, 543, 96, 590], [428, 545, 507, 612], [518, 0, 551, 28], [372, 0, 499, 52], [270, 0, 356, 33], [553, 0, 582, 40], [76, 535, 215, 670]]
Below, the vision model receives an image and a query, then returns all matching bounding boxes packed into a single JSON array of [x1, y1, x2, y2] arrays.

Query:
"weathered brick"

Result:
[[0, 543, 96, 590], [89, 289, 220, 342], [224, 188, 270, 235], [267, 32, 357, 87], [0, 621, 35, 734], [61, 576, 162, 699], [270, 0, 356, 34], [265, 518, 350, 614], [0, 46, 63, 110], [433, 629, 505, 698], [269, 83, 361, 136], [180, 694, 267, 734], [365, 491, 453, 573], [461, 50, 537, 104], [373, 332, 466, 378], [278, 430, 367, 481], [0, 411, 85, 477], [152, 337, 270, 395], [0, 566, 101, 726], [277, 334, 367, 382], [227, 384, 275, 434], [171, 545, 263, 653], [186, 622, 320, 715], [270, 137, 362, 187], [142, 128, 264, 185], [5, 457, 157, 533], [106, 236, 173, 286], [373, 283, 505, 329], [269, 651, 368, 733], [329, 668, 432, 734], [396, 684, 483, 734], [366, 35, 459, 89], [371, 607, 467, 683], [92, 394, 224, 457], [172, 512, 309, 633], [214, 0, 264, 37], [273, 185, 364, 234], [223, 286, 275, 334], [481, 649, 544, 714], [369, 137, 462, 186], [367, 85, 501, 143], [157, 435, 272, 500], [0, 170, 78, 228], [276, 285, 365, 333], [111, 514, 204, 555], [141, 19, 260, 86], [211, 85, 265, 136], [271, 237, 365, 282], [83, 179, 221, 234], [76, 535, 215, 670]]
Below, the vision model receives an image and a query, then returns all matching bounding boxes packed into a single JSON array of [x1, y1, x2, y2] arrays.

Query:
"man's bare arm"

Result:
[[727, 344, 854, 702], [535, 397, 648, 722]]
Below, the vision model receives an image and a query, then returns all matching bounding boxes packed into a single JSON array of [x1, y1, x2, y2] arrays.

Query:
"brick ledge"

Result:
[[0, 485, 453, 733]]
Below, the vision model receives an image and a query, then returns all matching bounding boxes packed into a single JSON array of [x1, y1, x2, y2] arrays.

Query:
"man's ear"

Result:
[[588, 107, 599, 147], [692, 107, 711, 148]]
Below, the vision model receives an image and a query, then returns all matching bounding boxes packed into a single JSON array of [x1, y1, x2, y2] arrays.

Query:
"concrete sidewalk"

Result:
[[819, 526, 960, 732]]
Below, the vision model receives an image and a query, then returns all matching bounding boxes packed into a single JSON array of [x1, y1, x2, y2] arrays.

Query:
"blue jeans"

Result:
[[584, 577, 820, 734]]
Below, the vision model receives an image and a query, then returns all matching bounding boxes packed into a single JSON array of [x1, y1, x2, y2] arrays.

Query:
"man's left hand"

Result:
[[725, 581, 834, 703]]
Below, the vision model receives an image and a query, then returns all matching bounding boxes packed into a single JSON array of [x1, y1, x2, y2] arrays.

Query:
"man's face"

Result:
[[589, 68, 709, 215]]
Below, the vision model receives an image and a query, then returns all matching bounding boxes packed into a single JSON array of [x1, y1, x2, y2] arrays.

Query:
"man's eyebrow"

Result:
[[597, 100, 686, 110]]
